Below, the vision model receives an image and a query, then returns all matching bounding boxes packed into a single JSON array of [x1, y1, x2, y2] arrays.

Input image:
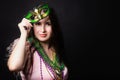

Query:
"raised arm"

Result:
[[7, 18, 32, 71]]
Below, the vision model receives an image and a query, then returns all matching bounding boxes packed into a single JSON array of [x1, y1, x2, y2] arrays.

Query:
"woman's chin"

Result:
[[38, 38, 49, 43]]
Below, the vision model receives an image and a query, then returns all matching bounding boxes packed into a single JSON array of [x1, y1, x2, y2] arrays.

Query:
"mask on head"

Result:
[[25, 4, 50, 23]]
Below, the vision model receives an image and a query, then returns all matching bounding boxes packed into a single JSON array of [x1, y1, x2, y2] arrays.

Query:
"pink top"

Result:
[[20, 51, 68, 80]]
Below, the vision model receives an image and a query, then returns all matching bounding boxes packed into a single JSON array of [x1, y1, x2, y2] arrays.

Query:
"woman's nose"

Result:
[[41, 25, 46, 33]]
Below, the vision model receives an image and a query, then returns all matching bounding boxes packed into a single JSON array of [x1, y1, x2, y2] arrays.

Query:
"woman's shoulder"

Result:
[[63, 65, 69, 80]]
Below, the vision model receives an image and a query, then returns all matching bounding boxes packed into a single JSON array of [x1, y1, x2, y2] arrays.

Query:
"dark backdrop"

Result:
[[0, 0, 114, 80]]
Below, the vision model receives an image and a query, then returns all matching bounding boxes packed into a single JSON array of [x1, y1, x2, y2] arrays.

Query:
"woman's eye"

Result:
[[46, 22, 51, 26], [35, 22, 41, 25]]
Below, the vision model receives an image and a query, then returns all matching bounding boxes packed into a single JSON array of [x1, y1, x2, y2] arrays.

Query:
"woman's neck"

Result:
[[40, 42, 55, 61], [40, 42, 49, 50]]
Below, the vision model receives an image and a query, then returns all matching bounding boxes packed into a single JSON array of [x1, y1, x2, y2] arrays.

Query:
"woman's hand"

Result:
[[18, 18, 33, 37]]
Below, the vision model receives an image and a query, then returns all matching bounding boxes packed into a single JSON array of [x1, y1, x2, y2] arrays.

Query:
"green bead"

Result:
[[28, 36, 65, 73]]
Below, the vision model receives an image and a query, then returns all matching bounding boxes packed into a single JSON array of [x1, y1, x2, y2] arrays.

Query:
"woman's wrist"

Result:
[[20, 33, 28, 40]]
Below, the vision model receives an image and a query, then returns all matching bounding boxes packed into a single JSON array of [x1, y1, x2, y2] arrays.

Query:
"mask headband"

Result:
[[25, 4, 50, 23]]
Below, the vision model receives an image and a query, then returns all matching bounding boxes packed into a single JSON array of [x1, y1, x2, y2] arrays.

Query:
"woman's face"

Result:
[[33, 16, 52, 42]]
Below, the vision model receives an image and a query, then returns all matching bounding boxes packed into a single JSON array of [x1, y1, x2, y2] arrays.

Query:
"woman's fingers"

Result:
[[18, 18, 33, 36], [23, 26, 28, 30], [22, 18, 33, 27]]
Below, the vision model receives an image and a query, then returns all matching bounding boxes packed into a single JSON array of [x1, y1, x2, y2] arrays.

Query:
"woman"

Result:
[[7, 3, 68, 80]]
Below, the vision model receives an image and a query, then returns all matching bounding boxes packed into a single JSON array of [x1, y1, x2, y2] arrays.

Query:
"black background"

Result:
[[0, 0, 115, 80]]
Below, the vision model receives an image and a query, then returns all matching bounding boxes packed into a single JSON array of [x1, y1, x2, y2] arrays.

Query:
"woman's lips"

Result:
[[40, 34, 47, 37]]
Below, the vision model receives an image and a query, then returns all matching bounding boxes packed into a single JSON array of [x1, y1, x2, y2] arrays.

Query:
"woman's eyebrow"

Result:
[[47, 20, 50, 22]]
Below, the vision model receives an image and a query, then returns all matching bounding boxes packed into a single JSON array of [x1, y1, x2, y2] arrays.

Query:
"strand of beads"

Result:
[[40, 56, 43, 80]]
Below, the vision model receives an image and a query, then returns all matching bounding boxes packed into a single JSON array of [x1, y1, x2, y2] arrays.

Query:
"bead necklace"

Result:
[[39, 52, 54, 80], [38, 51, 64, 80], [36, 41, 64, 79], [40, 56, 43, 80], [28, 37, 65, 79]]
